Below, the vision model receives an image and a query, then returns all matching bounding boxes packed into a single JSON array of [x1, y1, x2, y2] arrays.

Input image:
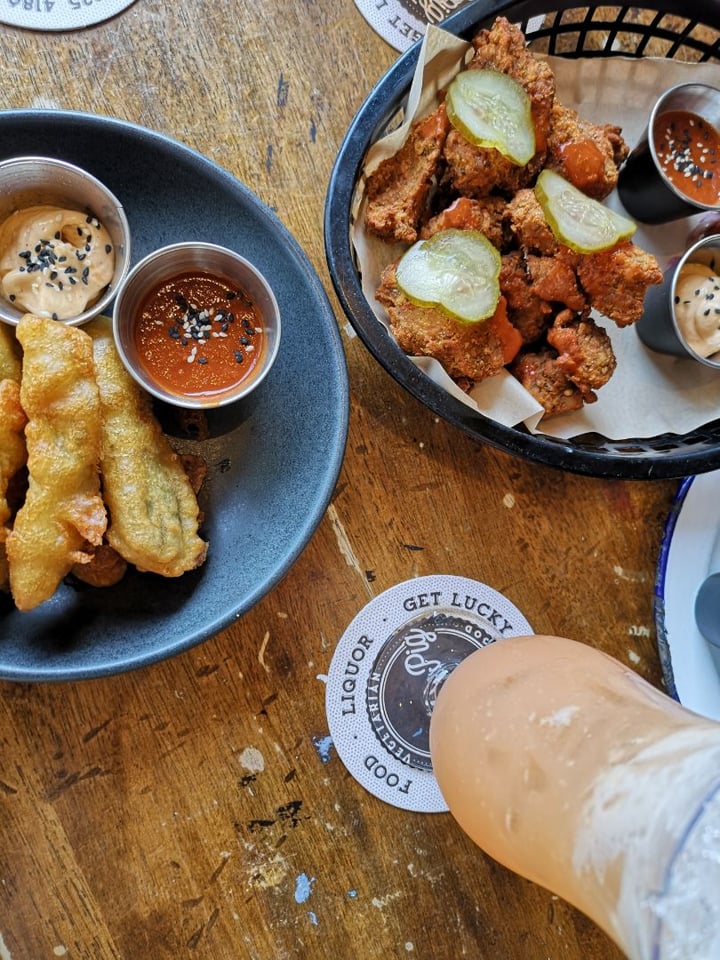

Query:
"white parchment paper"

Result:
[[351, 25, 720, 440]]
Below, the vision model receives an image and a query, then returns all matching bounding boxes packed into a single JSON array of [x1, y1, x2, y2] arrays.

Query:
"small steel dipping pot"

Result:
[[637, 234, 720, 367], [618, 83, 720, 225], [0, 155, 130, 326], [112, 242, 282, 409]]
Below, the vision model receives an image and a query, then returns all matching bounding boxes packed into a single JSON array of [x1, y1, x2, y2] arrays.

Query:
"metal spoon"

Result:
[[694, 572, 720, 672]]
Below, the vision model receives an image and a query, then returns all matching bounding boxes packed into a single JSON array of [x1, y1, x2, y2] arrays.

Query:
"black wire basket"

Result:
[[324, 0, 720, 480]]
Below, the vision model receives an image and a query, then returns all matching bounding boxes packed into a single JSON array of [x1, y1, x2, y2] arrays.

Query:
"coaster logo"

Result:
[[396, 0, 470, 25], [365, 610, 496, 770]]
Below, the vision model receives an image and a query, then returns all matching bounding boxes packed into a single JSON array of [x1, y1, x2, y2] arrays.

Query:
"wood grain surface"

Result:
[[0, 2, 715, 958]]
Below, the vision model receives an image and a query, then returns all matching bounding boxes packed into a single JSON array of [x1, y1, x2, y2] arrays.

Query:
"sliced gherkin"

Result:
[[395, 229, 501, 323], [535, 169, 637, 253], [446, 68, 535, 166]]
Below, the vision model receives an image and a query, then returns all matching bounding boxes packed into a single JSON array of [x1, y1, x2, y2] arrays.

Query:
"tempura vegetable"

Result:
[[7, 315, 106, 611], [86, 317, 207, 578]]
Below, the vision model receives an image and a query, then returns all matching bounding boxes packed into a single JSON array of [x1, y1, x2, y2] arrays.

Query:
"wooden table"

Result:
[[0, 1, 704, 957]]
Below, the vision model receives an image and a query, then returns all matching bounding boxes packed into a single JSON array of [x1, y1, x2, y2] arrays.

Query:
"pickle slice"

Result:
[[535, 169, 636, 253], [446, 69, 535, 166], [395, 229, 501, 323]]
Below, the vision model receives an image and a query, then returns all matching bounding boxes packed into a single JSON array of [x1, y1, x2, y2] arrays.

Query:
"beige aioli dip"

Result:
[[0, 205, 115, 320], [674, 259, 720, 358]]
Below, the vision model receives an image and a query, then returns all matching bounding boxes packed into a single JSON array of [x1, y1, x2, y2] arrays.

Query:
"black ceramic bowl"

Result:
[[324, 0, 720, 480], [0, 110, 348, 681]]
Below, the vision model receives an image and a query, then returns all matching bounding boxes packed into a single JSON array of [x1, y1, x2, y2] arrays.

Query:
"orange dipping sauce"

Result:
[[653, 109, 720, 207], [134, 271, 265, 399]]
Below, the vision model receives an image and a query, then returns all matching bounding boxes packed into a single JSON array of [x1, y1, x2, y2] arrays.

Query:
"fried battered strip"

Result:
[[7, 315, 106, 611], [86, 318, 207, 578], [0, 322, 21, 381], [0, 378, 27, 592], [365, 104, 450, 244]]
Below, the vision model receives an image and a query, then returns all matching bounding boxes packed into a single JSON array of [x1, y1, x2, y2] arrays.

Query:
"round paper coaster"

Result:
[[353, 2, 547, 53], [0, 0, 136, 32], [352, 0, 477, 52], [325, 574, 533, 813]]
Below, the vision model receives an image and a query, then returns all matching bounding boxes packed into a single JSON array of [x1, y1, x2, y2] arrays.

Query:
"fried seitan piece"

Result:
[[573, 242, 664, 327], [546, 102, 629, 199], [511, 347, 585, 417], [365, 104, 450, 244], [376, 262, 514, 381], [546, 310, 616, 400], [499, 251, 553, 344], [526, 253, 587, 312], [441, 18, 555, 199], [507, 187, 662, 326], [469, 17, 556, 152], [420, 196, 510, 250], [442, 129, 545, 200], [507, 188, 559, 255]]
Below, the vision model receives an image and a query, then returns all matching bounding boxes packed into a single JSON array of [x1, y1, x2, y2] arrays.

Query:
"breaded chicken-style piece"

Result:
[[546, 310, 616, 399], [526, 253, 587, 312], [86, 318, 207, 578], [511, 347, 585, 418], [546, 102, 629, 199], [365, 104, 450, 244], [376, 262, 510, 382], [442, 127, 545, 200], [469, 17, 556, 152], [420, 196, 510, 250], [573, 242, 663, 327], [507, 188, 559, 256], [499, 251, 552, 344], [7, 315, 106, 611], [0, 378, 27, 592], [442, 17, 554, 199]]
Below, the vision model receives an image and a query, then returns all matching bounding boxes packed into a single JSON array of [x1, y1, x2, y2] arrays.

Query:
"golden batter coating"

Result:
[[86, 318, 207, 578], [7, 315, 106, 611], [0, 377, 27, 592], [0, 322, 21, 382]]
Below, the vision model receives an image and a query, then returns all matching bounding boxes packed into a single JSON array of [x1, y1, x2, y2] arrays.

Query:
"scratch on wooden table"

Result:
[[311, 735, 334, 764], [612, 565, 649, 584], [276, 72, 290, 107], [239, 747, 265, 774], [258, 632, 271, 673], [327, 503, 374, 600]]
